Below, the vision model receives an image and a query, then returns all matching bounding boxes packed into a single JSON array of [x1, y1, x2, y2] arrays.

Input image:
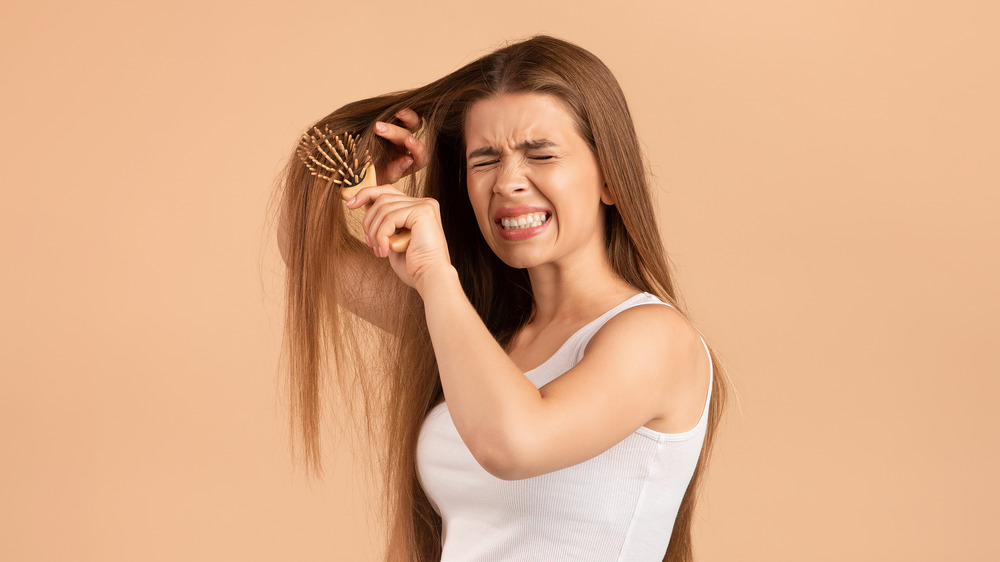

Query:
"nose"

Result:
[[493, 160, 529, 196]]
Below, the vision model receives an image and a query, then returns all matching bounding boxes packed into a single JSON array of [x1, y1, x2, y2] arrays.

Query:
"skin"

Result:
[[347, 94, 709, 480]]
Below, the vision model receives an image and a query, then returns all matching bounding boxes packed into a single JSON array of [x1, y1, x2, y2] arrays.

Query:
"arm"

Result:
[[277, 197, 402, 333], [417, 266, 544, 476], [277, 109, 428, 332], [417, 269, 705, 480], [347, 116, 705, 480]]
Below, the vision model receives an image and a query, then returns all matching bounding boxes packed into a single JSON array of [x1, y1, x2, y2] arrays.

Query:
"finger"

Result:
[[373, 199, 439, 256], [349, 186, 407, 238], [345, 184, 404, 210], [374, 121, 426, 184], [380, 137, 424, 185], [376, 153, 415, 186], [368, 201, 415, 257], [394, 108, 421, 133], [362, 196, 404, 240], [360, 193, 414, 242], [373, 121, 415, 148], [393, 154, 416, 179], [374, 121, 426, 167], [403, 134, 430, 172]]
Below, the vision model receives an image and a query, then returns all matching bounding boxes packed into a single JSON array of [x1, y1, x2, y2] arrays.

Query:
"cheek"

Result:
[[552, 172, 604, 223], [466, 181, 492, 230]]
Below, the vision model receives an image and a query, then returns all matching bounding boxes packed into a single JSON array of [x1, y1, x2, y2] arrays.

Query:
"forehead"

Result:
[[463, 92, 581, 152]]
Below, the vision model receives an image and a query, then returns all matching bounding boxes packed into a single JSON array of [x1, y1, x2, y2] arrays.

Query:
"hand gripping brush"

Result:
[[296, 126, 411, 252]]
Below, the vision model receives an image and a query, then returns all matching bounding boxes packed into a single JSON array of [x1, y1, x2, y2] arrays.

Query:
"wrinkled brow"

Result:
[[467, 139, 556, 159]]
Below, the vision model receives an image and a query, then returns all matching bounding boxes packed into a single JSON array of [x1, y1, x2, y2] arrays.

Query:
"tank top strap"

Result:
[[568, 292, 714, 440], [569, 292, 677, 363]]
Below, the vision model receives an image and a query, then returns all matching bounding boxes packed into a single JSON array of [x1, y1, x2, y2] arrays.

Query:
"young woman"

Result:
[[276, 35, 728, 562]]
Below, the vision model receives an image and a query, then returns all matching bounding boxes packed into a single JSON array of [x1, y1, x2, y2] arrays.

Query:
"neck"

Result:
[[524, 248, 639, 328]]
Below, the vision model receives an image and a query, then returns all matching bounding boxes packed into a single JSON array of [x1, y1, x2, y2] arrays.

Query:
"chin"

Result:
[[482, 229, 553, 271], [492, 249, 547, 270]]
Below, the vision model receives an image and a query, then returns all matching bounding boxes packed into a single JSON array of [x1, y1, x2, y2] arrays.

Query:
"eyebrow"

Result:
[[467, 139, 556, 159]]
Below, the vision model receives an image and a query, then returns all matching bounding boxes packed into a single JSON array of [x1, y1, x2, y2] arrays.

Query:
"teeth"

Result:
[[500, 212, 549, 230]]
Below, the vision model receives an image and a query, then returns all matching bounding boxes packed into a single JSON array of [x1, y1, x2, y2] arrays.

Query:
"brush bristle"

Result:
[[296, 126, 372, 187]]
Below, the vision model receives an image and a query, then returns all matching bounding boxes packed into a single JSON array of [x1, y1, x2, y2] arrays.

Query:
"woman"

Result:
[[275, 35, 728, 562]]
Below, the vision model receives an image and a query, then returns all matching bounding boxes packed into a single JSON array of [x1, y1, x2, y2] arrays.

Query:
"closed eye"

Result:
[[471, 155, 554, 168]]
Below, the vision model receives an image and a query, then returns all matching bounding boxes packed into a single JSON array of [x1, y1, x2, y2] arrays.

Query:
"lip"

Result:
[[493, 205, 552, 241]]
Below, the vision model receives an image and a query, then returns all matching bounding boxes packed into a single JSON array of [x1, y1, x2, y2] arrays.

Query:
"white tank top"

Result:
[[415, 292, 713, 561]]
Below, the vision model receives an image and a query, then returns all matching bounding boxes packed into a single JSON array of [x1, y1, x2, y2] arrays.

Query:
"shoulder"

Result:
[[583, 300, 706, 391], [511, 298, 707, 477], [586, 300, 701, 355]]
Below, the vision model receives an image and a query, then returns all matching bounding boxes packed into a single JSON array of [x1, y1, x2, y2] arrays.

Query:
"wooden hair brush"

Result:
[[296, 126, 411, 252]]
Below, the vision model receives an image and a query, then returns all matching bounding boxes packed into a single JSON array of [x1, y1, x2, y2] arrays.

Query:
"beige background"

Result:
[[2, 1, 997, 560]]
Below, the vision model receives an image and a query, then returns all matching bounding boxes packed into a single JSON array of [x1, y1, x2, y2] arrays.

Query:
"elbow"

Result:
[[471, 428, 532, 481], [277, 226, 292, 266]]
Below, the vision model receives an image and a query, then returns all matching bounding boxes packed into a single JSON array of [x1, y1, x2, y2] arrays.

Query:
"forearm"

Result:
[[279, 196, 402, 333], [417, 266, 542, 468]]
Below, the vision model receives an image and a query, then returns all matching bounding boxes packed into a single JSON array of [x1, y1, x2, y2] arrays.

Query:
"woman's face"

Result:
[[464, 92, 612, 271]]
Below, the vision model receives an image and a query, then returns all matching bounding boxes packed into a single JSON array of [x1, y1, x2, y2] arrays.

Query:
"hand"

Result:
[[346, 184, 452, 292], [374, 108, 429, 185]]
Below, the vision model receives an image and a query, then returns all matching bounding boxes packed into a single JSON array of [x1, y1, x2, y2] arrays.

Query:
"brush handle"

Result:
[[341, 164, 412, 253]]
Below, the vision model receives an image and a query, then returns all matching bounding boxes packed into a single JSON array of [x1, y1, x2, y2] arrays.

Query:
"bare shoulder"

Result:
[[584, 302, 709, 431], [516, 300, 710, 477], [586, 301, 702, 355]]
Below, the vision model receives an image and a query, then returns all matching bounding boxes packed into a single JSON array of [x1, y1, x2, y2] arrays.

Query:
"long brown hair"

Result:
[[271, 35, 729, 562]]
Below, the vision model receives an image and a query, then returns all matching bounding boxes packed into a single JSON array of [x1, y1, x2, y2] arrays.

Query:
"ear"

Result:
[[600, 182, 616, 205]]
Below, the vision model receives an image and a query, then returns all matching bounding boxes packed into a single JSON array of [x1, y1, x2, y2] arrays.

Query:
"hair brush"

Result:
[[296, 126, 411, 252]]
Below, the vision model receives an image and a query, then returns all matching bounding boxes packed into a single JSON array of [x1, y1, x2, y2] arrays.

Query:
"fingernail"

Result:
[[346, 196, 356, 206], [400, 157, 413, 172], [375, 122, 387, 133], [365, 234, 370, 245]]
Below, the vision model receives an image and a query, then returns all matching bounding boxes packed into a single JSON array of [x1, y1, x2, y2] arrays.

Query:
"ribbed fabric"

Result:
[[415, 292, 713, 561]]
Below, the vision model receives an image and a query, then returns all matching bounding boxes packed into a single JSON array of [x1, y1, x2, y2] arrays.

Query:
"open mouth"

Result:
[[497, 212, 551, 230]]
